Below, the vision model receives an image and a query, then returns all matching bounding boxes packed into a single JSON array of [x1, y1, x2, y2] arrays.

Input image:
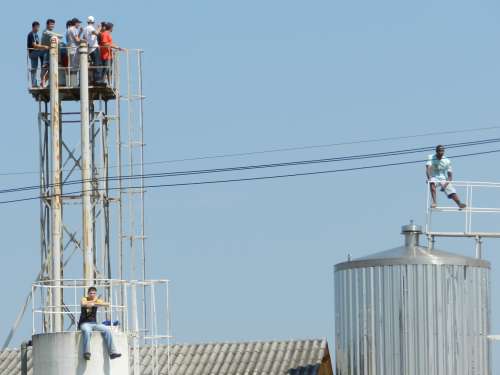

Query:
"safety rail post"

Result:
[[131, 282, 140, 375]]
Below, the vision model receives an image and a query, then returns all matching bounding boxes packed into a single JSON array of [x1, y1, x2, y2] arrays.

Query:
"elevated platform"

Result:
[[425, 180, 500, 240], [425, 180, 500, 258], [29, 86, 117, 102]]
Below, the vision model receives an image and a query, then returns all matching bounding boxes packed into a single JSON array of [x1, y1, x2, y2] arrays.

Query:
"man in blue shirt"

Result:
[[426, 144, 466, 209], [27, 21, 48, 87]]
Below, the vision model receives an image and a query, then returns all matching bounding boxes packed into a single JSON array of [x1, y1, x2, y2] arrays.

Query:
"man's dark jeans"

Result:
[[29, 50, 44, 87], [89, 49, 101, 83]]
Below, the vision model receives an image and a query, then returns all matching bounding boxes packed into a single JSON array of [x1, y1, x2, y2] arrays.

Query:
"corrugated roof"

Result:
[[0, 338, 330, 375]]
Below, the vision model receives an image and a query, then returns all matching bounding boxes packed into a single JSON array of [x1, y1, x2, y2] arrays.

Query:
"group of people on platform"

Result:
[[27, 16, 121, 88]]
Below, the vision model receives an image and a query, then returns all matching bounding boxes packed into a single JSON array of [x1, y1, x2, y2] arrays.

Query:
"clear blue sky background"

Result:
[[2, 0, 500, 370]]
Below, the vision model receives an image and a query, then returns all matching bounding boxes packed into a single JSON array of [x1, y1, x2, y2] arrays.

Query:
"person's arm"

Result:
[[425, 156, 433, 181], [46, 30, 64, 38], [426, 165, 432, 181], [81, 297, 95, 308], [102, 41, 122, 50], [33, 41, 49, 50], [94, 298, 111, 307], [101, 35, 123, 51]]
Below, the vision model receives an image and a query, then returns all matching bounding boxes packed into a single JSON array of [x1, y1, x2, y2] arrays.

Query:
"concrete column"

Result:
[[49, 36, 63, 332], [79, 40, 94, 284], [33, 332, 129, 375]]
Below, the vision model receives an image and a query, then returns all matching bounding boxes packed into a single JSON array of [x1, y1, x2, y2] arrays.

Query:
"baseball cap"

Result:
[[87, 16, 95, 23], [72, 17, 82, 24]]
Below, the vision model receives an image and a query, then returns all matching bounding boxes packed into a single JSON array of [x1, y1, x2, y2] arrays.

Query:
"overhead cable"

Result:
[[0, 137, 498, 196], [1, 148, 499, 205]]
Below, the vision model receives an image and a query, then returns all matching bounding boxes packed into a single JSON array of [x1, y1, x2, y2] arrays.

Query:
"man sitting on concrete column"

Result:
[[78, 286, 122, 360]]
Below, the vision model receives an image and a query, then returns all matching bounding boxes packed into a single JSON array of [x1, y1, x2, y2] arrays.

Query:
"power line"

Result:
[[1, 137, 498, 196], [145, 125, 500, 165], [1, 148, 499, 205], [1, 125, 499, 177]]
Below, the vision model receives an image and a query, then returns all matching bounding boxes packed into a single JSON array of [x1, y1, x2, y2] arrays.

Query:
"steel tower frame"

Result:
[[32, 39, 147, 332]]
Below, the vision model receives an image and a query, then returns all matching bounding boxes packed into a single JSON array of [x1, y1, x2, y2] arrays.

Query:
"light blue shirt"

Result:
[[426, 154, 452, 179]]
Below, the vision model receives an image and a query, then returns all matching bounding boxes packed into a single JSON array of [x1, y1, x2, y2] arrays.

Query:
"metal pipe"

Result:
[[49, 36, 63, 332], [130, 283, 140, 375], [80, 40, 94, 284], [475, 236, 483, 259], [21, 341, 29, 375], [114, 54, 126, 324], [138, 50, 148, 339]]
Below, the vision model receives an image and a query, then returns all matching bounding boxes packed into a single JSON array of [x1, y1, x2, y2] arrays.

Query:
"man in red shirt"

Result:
[[99, 22, 121, 84]]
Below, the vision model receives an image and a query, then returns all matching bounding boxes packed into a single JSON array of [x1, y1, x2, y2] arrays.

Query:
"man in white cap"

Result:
[[83, 16, 100, 83]]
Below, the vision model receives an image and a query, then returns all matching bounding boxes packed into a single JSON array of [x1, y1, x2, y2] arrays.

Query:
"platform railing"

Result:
[[27, 47, 141, 92], [31, 278, 171, 374], [32, 278, 128, 334], [425, 180, 500, 239]]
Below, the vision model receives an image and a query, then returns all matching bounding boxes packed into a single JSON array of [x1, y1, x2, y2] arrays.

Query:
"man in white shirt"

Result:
[[67, 18, 83, 86], [426, 145, 466, 209], [83, 16, 100, 83]]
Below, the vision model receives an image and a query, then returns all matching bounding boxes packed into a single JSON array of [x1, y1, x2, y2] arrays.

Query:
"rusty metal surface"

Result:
[[79, 40, 94, 284], [49, 37, 62, 332]]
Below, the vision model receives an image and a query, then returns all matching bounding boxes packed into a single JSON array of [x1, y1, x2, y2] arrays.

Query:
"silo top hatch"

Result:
[[335, 223, 490, 271]]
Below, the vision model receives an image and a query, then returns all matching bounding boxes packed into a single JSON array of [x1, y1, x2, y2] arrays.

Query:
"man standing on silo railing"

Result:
[[426, 144, 466, 209]]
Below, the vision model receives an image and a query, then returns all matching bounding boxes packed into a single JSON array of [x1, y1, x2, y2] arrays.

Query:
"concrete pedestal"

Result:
[[32, 331, 129, 375]]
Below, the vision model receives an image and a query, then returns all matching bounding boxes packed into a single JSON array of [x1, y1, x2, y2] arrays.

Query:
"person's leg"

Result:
[[29, 53, 38, 87], [429, 182, 437, 207], [445, 183, 466, 209], [93, 323, 119, 355], [93, 49, 102, 82], [69, 49, 79, 87], [103, 60, 111, 86], [41, 51, 49, 87], [108, 59, 113, 84], [88, 50, 95, 83], [80, 323, 94, 355], [38, 52, 44, 84]]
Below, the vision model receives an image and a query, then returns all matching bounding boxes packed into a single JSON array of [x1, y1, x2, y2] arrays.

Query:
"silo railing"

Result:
[[425, 180, 500, 239], [31, 278, 129, 335], [31, 278, 172, 374]]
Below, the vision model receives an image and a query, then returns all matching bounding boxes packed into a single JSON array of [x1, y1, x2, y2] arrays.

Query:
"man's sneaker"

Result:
[[459, 203, 466, 210], [84, 352, 91, 360], [110, 353, 122, 360]]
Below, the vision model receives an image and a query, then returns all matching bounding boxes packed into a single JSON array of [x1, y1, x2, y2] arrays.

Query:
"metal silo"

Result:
[[334, 223, 490, 375]]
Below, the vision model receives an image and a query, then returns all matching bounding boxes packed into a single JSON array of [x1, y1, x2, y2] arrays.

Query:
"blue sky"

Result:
[[2, 0, 500, 370]]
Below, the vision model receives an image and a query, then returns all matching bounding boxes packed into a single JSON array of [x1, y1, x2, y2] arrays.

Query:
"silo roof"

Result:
[[335, 245, 490, 271]]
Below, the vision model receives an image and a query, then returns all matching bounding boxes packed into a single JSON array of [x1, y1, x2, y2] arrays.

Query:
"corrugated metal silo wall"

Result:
[[334, 264, 490, 375]]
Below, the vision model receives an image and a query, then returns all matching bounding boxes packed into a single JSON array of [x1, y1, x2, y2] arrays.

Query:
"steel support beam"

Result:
[[79, 40, 94, 284], [49, 36, 63, 332]]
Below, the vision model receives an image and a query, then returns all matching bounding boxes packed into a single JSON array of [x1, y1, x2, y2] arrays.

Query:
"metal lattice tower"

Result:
[[30, 38, 147, 332]]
